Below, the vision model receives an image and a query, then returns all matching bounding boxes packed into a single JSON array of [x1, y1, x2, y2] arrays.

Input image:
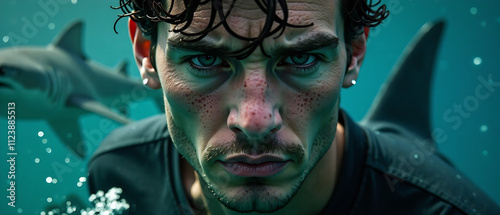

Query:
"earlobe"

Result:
[[128, 19, 161, 89], [343, 32, 367, 88]]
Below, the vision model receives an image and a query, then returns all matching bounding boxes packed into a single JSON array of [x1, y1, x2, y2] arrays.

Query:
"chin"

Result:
[[212, 183, 299, 213]]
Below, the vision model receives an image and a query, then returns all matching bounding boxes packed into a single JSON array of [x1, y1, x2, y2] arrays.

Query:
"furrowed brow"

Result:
[[272, 33, 339, 55], [167, 35, 233, 56]]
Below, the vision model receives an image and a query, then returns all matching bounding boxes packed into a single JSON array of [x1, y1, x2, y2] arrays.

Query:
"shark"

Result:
[[0, 20, 163, 158]]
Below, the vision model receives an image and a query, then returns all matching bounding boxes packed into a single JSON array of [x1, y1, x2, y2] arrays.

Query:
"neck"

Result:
[[184, 123, 345, 215]]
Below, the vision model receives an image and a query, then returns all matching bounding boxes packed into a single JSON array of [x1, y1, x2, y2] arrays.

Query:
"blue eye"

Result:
[[187, 55, 229, 77], [278, 54, 319, 75], [190, 55, 225, 67], [283, 54, 316, 65]]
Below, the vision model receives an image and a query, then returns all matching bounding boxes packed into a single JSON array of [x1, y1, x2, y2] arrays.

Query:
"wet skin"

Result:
[[137, 0, 360, 214]]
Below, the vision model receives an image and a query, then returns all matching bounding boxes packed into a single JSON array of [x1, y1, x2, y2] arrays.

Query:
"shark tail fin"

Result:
[[115, 60, 128, 77], [361, 20, 446, 140], [51, 20, 86, 60]]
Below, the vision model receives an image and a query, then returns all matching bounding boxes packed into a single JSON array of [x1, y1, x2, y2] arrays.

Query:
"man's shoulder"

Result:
[[90, 114, 169, 161], [361, 125, 499, 214]]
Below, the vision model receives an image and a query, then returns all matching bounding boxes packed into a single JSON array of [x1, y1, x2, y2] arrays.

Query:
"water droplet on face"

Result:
[[46, 177, 53, 183], [38, 131, 44, 137]]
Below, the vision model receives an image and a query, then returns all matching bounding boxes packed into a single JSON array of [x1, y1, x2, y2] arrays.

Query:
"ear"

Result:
[[129, 19, 161, 89], [342, 31, 367, 88]]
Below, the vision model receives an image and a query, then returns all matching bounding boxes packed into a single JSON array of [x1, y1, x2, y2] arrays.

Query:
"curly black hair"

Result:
[[112, 0, 388, 61]]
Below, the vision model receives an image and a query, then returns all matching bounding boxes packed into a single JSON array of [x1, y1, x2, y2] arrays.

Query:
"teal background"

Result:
[[0, 0, 499, 214]]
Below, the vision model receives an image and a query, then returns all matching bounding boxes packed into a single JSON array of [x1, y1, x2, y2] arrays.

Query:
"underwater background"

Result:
[[0, 0, 499, 214]]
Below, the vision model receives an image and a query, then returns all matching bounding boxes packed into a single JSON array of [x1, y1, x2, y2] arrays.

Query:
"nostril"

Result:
[[230, 126, 243, 134]]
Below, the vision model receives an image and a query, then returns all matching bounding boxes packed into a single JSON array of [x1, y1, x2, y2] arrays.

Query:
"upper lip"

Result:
[[222, 154, 287, 164]]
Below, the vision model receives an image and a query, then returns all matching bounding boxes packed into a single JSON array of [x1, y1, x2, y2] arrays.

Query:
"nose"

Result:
[[227, 72, 282, 140]]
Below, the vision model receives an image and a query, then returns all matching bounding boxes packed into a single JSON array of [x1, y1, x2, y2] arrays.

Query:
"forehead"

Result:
[[162, 0, 343, 52]]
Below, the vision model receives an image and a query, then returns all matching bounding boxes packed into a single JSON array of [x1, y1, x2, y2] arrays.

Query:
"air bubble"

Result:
[[38, 131, 44, 137], [470, 7, 477, 15], [473, 57, 482, 65], [35, 158, 40, 163], [46, 177, 53, 183], [2, 36, 9, 43]]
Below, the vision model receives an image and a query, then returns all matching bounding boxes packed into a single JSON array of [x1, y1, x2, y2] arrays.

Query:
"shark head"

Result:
[[0, 48, 62, 116]]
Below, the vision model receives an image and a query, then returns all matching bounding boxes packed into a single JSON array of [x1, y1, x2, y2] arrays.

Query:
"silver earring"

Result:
[[143, 78, 149, 86], [351, 79, 357, 86]]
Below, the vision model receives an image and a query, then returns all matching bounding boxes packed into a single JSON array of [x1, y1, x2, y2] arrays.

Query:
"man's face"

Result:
[[154, 0, 347, 212]]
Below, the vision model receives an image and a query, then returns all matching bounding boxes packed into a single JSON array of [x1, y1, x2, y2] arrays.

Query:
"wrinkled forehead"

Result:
[[160, 0, 344, 48]]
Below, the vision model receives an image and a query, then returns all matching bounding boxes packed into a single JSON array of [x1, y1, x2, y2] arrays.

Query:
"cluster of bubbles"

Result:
[[41, 187, 129, 215]]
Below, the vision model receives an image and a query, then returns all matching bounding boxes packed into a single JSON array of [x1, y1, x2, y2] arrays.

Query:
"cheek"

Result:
[[162, 68, 226, 148], [282, 64, 344, 143]]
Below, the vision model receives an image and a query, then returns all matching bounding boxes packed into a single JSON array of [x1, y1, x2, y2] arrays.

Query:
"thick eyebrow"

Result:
[[167, 35, 232, 56], [166, 32, 339, 57], [271, 33, 339, 56]]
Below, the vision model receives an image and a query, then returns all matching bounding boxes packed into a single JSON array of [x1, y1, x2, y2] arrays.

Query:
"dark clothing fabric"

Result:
[[87, 110, 500, 214]]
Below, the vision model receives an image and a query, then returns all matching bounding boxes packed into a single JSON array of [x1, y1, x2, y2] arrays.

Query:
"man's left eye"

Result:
[[282, 54, 317, 65], [190, 55, 225, 67]]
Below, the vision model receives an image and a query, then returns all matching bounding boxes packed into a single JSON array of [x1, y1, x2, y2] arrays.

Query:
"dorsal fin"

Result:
[[115, 60, 128, 77], [51, 20, 86, 59], [361, 20, 446, 140]]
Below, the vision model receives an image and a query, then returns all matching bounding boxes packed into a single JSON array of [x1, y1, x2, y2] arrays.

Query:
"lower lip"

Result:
[[220, 161, 289, 177]]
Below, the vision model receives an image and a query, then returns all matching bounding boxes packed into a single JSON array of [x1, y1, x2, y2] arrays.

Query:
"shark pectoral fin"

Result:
[[68, 95, 133, 124], [47, 118, 86, 158]]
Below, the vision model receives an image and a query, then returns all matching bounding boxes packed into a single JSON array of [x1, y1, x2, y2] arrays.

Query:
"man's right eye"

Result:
[[189, 55, 225, 67], [187, 55, 230, 77]]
